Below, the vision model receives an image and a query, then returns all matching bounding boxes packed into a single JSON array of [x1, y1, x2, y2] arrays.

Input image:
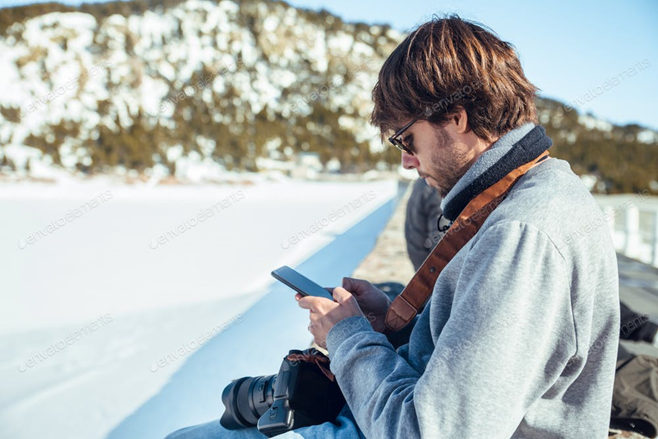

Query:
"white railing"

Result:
[[594, 192, 658, 267]]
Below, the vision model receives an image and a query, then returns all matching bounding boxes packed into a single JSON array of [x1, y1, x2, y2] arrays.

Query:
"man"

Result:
[[167, 15, 619, 438], [405, 178, 446, 271]]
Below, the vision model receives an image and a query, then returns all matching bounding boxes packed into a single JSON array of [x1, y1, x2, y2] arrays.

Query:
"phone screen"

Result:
[[271, 266, 335, 301]]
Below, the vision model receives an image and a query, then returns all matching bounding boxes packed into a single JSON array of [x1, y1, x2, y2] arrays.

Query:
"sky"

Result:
[[1, 0, 657, 130]]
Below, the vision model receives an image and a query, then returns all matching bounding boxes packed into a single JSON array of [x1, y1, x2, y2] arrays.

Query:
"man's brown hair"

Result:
[[371, 15, 538, 142]]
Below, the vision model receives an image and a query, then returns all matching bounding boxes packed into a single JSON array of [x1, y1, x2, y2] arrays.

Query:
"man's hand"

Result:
[[296, 287, 363, 349], [341, 277, 392, 333], [296, 277, 392, 347]]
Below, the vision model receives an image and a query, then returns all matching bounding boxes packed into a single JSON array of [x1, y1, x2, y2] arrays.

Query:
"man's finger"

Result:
[[333, 286, 354, 303], [297, 295, 332, 311], [297, 296, 317, 311], [343, 277, 363, 296], [343, 277, 369, 296]]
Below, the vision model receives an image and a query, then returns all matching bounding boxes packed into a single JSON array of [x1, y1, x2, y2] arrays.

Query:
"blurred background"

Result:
[[0, 0, 656, 438]]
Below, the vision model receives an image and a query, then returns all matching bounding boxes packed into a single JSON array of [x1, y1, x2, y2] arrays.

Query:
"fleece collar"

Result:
[[440, 123, 552, 221]]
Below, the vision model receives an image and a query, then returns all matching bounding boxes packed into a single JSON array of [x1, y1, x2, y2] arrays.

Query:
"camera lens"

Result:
[[220, 374, 277, 430]]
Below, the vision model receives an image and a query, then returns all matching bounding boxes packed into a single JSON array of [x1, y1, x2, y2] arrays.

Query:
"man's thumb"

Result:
[[342, 277, 361, 292]]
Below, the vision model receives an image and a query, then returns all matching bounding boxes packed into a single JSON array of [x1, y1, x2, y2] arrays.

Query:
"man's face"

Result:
[[399, 119, 478, 198]]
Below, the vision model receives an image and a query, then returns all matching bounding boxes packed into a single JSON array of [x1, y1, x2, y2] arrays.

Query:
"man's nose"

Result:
[[401, 151, 419, 170]]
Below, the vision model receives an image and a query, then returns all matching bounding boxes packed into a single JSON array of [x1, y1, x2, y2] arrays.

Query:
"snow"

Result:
[[172, 152, 228, 182], [3, 144, 41, 170], [0, 178, 398, 439], [328, 32, 354, 53], [578, 114, 613, 132], [310, 29, 328, 73], [353, 41, 375, 58], [140, 76, 170, 116], [0, 41, 25, 109], [637, 129, 658, 144], [262, 15, 279, 33]]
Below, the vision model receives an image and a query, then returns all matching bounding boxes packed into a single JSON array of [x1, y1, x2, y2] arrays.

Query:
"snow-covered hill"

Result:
[[0, 0, 656, 191], [0, 0, 402, 182]]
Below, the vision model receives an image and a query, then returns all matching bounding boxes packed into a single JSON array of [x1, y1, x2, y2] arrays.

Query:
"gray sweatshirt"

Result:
[[327, 123, 620, 438]]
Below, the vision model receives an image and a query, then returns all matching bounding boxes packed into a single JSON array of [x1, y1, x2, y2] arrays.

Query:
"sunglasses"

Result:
[[388, 114, 422, 155]]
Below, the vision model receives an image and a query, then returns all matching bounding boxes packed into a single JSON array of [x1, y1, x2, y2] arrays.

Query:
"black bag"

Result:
[[611, 355, 658, 437]]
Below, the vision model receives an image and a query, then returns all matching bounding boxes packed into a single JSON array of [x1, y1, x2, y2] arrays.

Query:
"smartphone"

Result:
[[271, 266, 335, 301]]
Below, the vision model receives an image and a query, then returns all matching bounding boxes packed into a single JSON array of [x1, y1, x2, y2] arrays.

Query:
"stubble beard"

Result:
[[427, 127, 473, 199]]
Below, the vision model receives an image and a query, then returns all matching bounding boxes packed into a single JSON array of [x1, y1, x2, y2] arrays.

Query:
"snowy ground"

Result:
[[0, 178, 399, 439]]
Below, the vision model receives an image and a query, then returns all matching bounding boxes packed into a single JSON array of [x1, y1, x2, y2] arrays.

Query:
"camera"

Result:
[[220, 348, 345, 437]]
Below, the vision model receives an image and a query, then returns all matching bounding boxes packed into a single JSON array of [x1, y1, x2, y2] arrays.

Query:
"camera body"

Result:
[[221, 348, 345, 437]]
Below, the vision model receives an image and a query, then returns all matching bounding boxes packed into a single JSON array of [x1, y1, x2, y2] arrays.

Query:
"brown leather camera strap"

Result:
[[286, 350, 335, 381], [385, 151, 549, 332]]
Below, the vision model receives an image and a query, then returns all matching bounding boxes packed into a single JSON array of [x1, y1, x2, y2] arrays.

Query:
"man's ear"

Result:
[[450, 107, 469, 134]]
